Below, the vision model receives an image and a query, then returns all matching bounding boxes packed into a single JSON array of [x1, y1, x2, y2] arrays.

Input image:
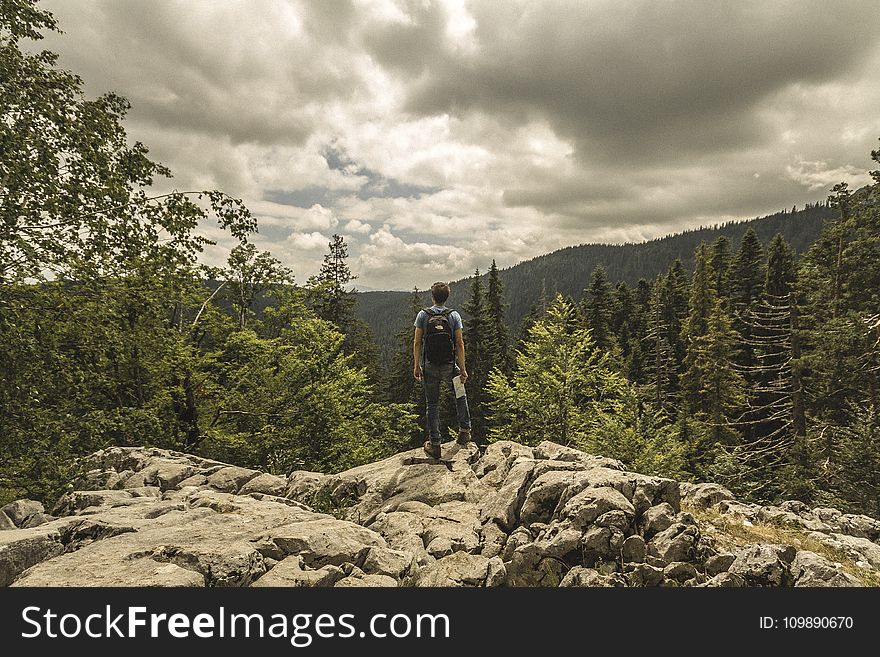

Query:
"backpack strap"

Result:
[[423, 307, 453, 317]]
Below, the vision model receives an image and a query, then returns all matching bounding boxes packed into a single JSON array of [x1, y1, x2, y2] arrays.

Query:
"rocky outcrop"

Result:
[[2, 441, 877, 587]]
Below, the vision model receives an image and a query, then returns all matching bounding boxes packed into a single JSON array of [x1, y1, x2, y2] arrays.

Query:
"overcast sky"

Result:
[[40, 0, 880, 290]]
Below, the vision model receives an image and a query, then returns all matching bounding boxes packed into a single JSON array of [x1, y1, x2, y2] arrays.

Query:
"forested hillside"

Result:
[[2, 1, 878, 526], [356, 204, 831, 358]]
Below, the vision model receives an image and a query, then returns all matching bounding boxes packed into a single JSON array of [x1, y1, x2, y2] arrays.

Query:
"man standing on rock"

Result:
[[413, 281, 472, 459]]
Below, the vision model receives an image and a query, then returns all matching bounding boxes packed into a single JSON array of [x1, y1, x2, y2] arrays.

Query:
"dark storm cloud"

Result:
[[366, 0, 880, 164], [31, 0, 880, 289], [42, 0, 364, 146]]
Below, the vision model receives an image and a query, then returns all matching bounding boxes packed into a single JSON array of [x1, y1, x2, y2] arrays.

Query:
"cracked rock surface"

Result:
[[3, 441, 877, 587]]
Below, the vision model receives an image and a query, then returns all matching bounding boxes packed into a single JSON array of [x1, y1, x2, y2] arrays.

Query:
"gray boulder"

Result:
[[808, 532, 880, 569], [1, 500, 45, 527], [240, 473, 288, 496], [705, 552, 736, 576], [701, 572, 745, 587], [640, 502, 676, 538], [206, 466, 261, 493], [559, 566, 626, 587], [791, 551, 862, 587], [558, 486, 634, 531], [479, 460, 535, 531], [411, 552, 506, 587], [622, 535, 647, 563], [0, 510, 15, 531], [648, 519, 700, 562], [729, 544, 796, 586], [624, 563, 665, 587], [253, 557, 343, 587], [681, 482, 734, 509]]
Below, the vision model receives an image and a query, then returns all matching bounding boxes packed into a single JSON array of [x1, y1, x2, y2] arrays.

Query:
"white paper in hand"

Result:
[[453, 375, 466, 398]]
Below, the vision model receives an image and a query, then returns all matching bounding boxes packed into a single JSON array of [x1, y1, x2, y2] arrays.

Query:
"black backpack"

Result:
[[423, 308, 455, 364]]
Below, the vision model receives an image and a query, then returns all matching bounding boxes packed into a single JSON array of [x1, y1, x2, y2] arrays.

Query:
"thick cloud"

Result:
[[36, 0, 880, 289]]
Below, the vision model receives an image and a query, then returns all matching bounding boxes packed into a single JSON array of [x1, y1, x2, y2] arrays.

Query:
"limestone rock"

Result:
[[1, 500, 45, 527], [4, 441, 879, 589], [253, 557, 343, 587], [260, 518, 387, 568], [622, 535, 647, 563], [664, 561, 698, 583], [361, 546, 414, 580], [479, 521, 507, 559], [701, 572, 745, 587], [207, 466, 261, 493], [21, 513, 56, 529], [705, 553, 736, 576], [0, 523, 67, 586], [806, 532, 880, 570], [285, 471, 327, 503], [411, 552, 506, 587], [729, 544, 796, 586], [335, 573, 398, 587], [639, 502, 675, 539], [559, 486, 634, 531], [681, 483, 734, 509], [0, 510, 15, 531], [624, 563, 665, 587], [479, 460, 535, 530], [240, 473, 288, 496], [648, 520, 700, 563], [791, 551, 862, 587], [474, 441, 535, 486], [559, 566, 626, 587]]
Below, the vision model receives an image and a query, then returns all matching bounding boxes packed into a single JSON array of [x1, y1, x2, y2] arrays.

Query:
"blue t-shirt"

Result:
[[414, 306, 462, 365]]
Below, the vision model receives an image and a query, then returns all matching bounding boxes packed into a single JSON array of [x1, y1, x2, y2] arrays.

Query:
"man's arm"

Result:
[[454, 329, 468, 383], [413, 327, 424, 381]]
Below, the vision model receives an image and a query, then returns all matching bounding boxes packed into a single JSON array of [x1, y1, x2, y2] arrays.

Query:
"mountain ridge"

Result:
[[356, 202, 833, 357]]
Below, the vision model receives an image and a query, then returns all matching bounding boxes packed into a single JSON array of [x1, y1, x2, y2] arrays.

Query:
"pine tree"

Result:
[[683, 299, 746, 478], [310, 234, 356, 327], [731, 234, 802, 498], [682, 242, 715, 348], [486, 295, 627, 447], [463, 269, 491, 439], [582, 264, 616, 354], [711, 235, 732, 303], [765, 234, 795, 298], [732, 228, 766, 310], [643, 261, 688, 415], [308, 234, 378, 377], [385, 287, 425, 444], [486, 260, 512, 375]]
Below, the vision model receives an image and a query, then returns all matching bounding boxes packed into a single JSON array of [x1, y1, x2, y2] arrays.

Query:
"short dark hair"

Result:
[[431, 281, 450, 304]]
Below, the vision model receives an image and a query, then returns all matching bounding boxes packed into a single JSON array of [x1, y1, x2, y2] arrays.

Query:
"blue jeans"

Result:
[[423, 361, 471, 444]]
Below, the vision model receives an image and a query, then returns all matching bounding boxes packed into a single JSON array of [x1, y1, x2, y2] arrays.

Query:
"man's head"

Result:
[[430, 281, 450, 305]]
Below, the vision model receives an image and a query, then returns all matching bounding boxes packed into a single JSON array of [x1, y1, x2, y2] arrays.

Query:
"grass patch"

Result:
[[684, 503, 880, 587]]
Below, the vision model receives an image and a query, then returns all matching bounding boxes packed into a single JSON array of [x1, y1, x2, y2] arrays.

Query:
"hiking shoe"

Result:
[[457, 428, 471, 446], [423, 440, 441, 459]]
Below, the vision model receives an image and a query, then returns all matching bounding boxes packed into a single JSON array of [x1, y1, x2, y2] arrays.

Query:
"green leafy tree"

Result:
[[224, 243, 293, 330], [199, 324, 415, 474], [0, 2, 254, 503]]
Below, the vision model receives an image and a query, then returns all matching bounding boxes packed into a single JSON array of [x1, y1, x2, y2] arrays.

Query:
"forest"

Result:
[[2, 1, 879, 522]]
